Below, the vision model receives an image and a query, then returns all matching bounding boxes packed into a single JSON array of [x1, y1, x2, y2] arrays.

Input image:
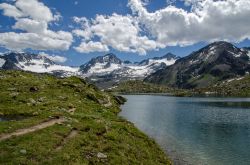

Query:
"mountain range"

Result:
[[0, 51, 178, 88], [0, 41, 249, 89]]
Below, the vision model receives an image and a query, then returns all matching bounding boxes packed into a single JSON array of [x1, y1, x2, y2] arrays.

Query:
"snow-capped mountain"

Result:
[[145, 41, 250, 89], [80, 53, 123, 75], [0, 52, 79, 77], [79, 53, 179, 79], [0, 52, 179, 88], [3, 41, 249, 89]]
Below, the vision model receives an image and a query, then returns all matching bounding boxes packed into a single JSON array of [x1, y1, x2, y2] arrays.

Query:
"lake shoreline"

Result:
[[116, 92, 250, 98], [0, 71, 171, 164], [120, 95, 250, 165]]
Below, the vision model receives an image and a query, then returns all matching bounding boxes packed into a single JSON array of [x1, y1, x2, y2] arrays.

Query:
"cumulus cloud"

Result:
[[73, 14, 159, 55], [72, 0, 250, 54], [0, 3, 24, 18], [129, 0, 250, 46], [39, 52, 67, 63], [74, 41, 109, 53], [1, 0, 250, 55], [0, 0, 73, 51]]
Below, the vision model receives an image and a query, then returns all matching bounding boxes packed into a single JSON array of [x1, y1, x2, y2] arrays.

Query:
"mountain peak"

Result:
[[208, 41, 237, 50], [145, 42, 250, 89], [0, 52, 78, 75], [3, 52, 55, 65], [161, 53, 179, 60]]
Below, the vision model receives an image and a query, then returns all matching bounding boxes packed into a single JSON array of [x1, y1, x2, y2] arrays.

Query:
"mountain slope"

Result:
[[0, 52, 79, 77], [145, 41, 250, 89], [80, 53, 179, 88], [193, 75, 250, 97]]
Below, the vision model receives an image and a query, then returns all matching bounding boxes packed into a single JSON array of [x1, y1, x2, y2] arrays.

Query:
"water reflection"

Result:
[[120, 96, 250, 165]]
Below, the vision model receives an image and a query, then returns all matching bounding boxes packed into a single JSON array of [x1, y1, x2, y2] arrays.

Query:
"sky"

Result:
[[0, 0, 250, 66]]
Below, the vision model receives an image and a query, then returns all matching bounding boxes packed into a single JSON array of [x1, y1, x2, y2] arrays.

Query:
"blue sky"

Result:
[[0, 0, 249, 66]]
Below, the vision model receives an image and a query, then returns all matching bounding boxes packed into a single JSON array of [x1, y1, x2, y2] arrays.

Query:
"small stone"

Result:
[[58, 96, 68, 101], [30, 87, 39, 92], [32, 112, 39, 116], [10, 92, 19, 98], [38, 97, 46, 102], [7, 88, 17, 91], [20, 149, 27, 154], [68, 104, 75, 109], [68, 108, 76, 114], [97, 152, 107, 159], [28, 98, 36, 105]]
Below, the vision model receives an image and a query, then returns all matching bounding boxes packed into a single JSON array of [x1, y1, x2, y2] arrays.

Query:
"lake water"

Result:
[[120, 95, 250, 165]]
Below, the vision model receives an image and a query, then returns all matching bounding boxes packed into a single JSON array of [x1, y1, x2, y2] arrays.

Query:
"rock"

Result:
[[10, 92, 19, 98], [7, 88, 16, 91], [32, 112, 39, 116], [20, 149, 27, 154], [30, 87, 39, 92], [38, 97, 46, 102], [68, 108, 76, 115], [68, 104, 75, 109], [29, 98, 36, 103], [28, 98, 36, 105], [58, 96, 68, 101], [97, 152, 107, 159]]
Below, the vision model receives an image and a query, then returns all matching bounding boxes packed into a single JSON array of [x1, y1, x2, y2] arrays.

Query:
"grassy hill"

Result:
[[194, 75, 250, 97], [0, 70, 170, 164], [109, 80, 191, 96]]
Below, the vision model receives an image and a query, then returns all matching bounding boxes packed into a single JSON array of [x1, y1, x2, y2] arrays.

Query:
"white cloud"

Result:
[[38, 52, 67, 63], [129, 0, 250, 46], [0, 32, 72, 51], [15, 0, 54, 22], [74, 41, 109, 53], [1, 0, 250, 55], [12, 18, 47, 33], [73, 14, 159, 55], [0, 3, 24, 18], [0, 0, 73, 51]]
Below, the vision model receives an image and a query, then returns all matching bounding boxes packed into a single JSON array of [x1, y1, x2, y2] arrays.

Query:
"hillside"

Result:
[[194, 75, 250, 97], [0, 70, 170, 164], [145, 41, 250, 89], [109, 80, 189, 96]]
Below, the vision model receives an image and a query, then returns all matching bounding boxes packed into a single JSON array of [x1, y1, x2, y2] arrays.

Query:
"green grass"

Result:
[[193, 75, 250, 97], [109, 80, 185, 94], [0, 70, 171, 165]]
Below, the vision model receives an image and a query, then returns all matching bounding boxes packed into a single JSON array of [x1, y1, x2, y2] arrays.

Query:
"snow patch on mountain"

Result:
[[147, 58, 176, 66], [17, 59, 79, 73], [0, 58, 6, 67], [247, 51, 250, 58], [0, 52, 80, 77], [86, 63, 120, 75], [80, 53, 178, 79]]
